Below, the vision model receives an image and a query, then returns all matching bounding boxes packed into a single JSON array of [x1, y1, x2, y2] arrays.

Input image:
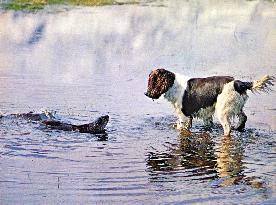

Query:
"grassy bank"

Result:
[[4, 0, 138, 11]]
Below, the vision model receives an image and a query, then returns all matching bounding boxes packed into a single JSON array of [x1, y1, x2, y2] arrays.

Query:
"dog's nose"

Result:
[[144, 92, 149, 97]]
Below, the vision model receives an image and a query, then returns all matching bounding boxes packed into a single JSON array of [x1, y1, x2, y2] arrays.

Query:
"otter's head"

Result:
[[94, 115, 109, 131], [144, 68, 175, 99]]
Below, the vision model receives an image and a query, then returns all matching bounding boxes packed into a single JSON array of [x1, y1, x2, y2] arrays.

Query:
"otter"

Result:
[[42, 115, 109, 134], [3, 111, 109, 134]]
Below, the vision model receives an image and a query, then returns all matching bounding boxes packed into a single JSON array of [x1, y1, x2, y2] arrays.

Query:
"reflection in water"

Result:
[[147, 131, 217, 182], [216, 135, 244, 179], [27, 22, 45, 45], [147, 131, 267, 189], [215, 135, 266, 189]]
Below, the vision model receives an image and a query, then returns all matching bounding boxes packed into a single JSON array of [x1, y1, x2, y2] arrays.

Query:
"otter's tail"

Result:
[[250, 75, 275, 93]]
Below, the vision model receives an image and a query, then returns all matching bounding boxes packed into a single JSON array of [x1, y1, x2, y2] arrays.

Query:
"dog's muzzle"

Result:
[[144, 92, 159, 100]]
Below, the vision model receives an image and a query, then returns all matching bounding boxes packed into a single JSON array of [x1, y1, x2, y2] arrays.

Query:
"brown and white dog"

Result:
[[145, 68, 274, 135]]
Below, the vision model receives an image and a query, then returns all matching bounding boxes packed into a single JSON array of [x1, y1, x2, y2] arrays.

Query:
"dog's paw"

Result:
[[176, 122, 186, 130], [176, 120, 191, 130]]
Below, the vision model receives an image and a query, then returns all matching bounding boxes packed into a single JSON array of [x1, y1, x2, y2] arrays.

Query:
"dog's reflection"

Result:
[[147, 131, 217, 180], [215, 135, 265, 188], [215, 134, 244, 186], [147, 131, 266, 189]]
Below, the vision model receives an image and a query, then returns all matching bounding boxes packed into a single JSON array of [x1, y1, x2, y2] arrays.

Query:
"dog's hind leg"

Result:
[[216, 81, 249, 135], [235, 110, 247, 131], [217, 113, 231, 136]]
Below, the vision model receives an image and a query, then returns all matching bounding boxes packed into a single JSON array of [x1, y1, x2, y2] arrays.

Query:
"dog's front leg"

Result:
[[176, 113, 192, 130]]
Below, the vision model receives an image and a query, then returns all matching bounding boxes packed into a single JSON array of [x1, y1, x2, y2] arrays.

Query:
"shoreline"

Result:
[[0, 0, 139, 11]]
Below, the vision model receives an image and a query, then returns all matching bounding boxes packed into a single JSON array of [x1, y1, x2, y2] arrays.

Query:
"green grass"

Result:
[[5, 0, 45, 11], [4, 0, 138, 11]]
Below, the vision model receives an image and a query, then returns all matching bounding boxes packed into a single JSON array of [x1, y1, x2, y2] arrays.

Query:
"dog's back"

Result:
[[182, 76, 234, 116]]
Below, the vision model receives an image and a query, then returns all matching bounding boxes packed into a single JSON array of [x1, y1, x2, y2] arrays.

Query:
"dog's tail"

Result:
[[250, 75, 275, 93], [234, 75, 274, 94]]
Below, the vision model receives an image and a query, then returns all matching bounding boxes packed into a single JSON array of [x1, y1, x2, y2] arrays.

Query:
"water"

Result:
[[0, 1, 276, 204]]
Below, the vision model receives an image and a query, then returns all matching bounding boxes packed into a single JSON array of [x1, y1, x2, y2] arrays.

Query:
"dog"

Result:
[[145, 68, 274, 135]]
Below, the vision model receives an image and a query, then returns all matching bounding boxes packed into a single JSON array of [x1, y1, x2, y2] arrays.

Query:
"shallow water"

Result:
[[0, 1, 276, 204]]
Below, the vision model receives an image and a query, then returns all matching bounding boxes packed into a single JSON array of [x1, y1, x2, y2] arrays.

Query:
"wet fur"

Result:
[[8, 112, 109, 134], [43, 116, 109, 134], [145, 68, 274, 135]]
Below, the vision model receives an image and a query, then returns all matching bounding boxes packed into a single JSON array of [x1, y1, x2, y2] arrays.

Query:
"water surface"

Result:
[[0, 1, 276, 204]]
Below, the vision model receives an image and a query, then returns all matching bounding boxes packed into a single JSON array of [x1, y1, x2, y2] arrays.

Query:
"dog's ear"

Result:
[[145, 69, 175, 99]]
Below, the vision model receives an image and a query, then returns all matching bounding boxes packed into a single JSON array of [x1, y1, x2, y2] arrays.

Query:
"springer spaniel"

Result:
[[145, 68, 274, 135]]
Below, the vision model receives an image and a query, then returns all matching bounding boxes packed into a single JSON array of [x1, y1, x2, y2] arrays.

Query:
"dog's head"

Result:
[[145, 68, 175, 99]]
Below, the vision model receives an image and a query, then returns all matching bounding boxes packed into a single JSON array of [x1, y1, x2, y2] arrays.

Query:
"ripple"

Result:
[[1, 2, 276, 204]]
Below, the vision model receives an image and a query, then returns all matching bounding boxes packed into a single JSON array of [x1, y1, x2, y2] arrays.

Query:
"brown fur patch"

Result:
[[182, 76, 234, 116], [145, 68, 175, 99]]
